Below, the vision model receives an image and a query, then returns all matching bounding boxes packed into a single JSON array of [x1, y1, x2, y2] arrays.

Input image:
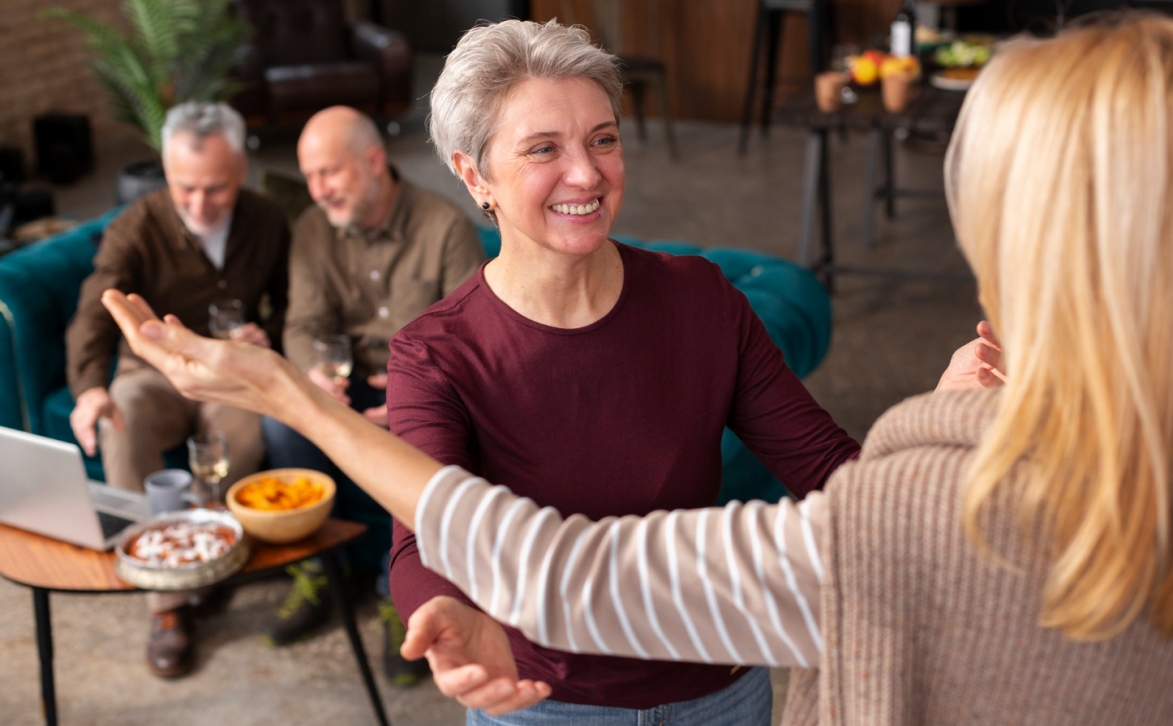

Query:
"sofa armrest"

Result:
[[0, 210, 116, 433], [351, 21, 412, 111]]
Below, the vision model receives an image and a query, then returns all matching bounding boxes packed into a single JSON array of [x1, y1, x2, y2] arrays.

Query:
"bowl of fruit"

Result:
[[226, 468, 335, 544], [931, 36, 994, 91]]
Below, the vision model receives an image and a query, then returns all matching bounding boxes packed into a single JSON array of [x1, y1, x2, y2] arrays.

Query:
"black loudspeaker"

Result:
[[33, 114, 94, 184], [0, 146, 25, 184]]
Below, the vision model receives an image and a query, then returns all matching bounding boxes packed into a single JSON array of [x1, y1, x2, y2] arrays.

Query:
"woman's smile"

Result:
[[550, 198, 601, 218]]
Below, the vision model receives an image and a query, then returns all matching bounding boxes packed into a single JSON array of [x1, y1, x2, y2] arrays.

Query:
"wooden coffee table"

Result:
[[0, 518, 391, 726]]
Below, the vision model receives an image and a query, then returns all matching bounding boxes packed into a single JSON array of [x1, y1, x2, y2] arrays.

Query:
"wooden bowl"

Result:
[[226, 468, 335, 544]]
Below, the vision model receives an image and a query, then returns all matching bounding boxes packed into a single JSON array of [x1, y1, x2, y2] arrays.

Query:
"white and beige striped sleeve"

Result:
[[414, 465, 826, 668]]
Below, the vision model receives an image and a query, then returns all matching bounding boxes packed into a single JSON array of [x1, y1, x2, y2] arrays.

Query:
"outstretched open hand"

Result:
[[937, 321, 1006, 392], [403, 596, 551, 716], [100, 290, 297, 420]]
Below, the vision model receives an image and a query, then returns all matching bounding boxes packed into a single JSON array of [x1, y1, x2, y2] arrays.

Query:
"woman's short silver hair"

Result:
[[161, 102, 247, 157], [429, 19, 623, 179]]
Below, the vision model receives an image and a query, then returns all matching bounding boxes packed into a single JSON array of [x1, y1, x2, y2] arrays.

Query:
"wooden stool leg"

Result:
[[630, 81, 649, 143], [653, 73, 678, 160], [738, 2, 768, 155], [33, 588, 57, 726], [322, 553, 390, 726], [760, 9, 784, 138]]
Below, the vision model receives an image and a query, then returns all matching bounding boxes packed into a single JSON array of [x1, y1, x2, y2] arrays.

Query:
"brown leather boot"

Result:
[[146, 607, 193, 678]]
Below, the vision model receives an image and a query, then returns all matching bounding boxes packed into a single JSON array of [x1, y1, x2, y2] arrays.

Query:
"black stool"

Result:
[[738, 0, 828, 155]]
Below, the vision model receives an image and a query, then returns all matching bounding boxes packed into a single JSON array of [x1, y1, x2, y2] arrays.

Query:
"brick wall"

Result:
[[0, 0, 126, 172]]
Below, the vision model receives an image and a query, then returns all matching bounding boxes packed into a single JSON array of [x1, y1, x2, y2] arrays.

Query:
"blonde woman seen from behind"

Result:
[[948, 17, 1173, 642]]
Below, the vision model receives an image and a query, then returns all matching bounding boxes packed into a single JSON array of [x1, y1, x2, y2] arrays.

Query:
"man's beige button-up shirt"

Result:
[[284, 175, 484, 379]]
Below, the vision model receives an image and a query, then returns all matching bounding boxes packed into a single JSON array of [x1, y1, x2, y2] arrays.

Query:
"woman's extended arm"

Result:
[[101, 290, 443, 527], [410, 466, 826, 668]]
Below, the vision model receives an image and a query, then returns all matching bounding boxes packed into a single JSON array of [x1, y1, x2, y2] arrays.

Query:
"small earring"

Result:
[[481, 201, 490, 210]]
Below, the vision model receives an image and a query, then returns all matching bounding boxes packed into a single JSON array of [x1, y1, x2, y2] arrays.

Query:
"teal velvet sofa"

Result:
[[0, 214, 833, 508], [0, 210, 122, 480]]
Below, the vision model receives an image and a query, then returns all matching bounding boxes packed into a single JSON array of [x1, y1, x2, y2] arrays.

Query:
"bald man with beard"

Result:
[[260, 107, 483, 679]]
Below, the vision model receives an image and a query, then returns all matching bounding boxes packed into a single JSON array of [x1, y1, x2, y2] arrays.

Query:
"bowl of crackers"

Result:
[[226, 468, 335, 544]]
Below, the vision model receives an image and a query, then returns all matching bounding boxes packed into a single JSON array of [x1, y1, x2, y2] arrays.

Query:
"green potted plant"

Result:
[[49, 0, 251, 203]]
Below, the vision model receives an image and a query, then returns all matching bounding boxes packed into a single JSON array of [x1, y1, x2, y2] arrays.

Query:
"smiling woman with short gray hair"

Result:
[[382, 18, 859, 726]]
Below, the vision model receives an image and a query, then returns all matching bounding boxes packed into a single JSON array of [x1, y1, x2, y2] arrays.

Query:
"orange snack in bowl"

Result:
[[235, 475, 324, 511]]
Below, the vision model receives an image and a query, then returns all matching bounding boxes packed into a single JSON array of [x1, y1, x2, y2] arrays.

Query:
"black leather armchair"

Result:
[[231, 0, 412, 126]]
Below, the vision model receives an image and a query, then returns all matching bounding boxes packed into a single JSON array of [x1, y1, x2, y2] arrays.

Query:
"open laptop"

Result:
[[0, 426, 150, 550]]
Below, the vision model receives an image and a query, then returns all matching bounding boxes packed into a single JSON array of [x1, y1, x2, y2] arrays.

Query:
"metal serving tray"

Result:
[[114, 509, 249, 591]]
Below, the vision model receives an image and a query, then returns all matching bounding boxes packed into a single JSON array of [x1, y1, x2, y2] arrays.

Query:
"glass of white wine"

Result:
[[313, 334, 353, 385], [208, 298, 246, 340], [187, 431, 229, 507]]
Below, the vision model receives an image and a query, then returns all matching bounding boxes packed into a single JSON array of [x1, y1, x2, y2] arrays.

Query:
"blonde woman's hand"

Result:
[[937, 321, 1005, 392], [403, 596, 551, 716], [100, 290, 297, 420]]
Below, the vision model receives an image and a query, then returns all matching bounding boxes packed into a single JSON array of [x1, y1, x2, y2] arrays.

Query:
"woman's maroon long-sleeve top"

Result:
[[386, 243, 859, 708]]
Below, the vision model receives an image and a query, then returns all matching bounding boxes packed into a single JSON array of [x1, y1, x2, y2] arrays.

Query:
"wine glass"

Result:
[[313, 334, 353, 385], [188, 431, 229, 507], [208, 298, 246, 340], [831, 44, 860, 105]]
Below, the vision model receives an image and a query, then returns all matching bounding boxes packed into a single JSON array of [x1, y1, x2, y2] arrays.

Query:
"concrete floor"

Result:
[[1, 59, 982, 725]]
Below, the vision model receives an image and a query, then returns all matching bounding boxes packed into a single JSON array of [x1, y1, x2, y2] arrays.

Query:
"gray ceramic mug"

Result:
[[144, 469, 202, 515]]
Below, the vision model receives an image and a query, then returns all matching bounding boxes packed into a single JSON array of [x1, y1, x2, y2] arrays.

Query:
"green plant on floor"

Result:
[[47, 0, 252, 154]]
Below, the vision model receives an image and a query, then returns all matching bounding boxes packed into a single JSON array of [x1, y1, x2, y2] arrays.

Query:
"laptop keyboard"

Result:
[[97, 510, 137, 541]]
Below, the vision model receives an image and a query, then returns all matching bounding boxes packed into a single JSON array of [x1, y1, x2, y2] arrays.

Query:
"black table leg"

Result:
[[322, 552, 390, 726], [33, 588, 57, 726], [797, 129, 823, 269], [817, 127, 835, 293], [883, 130, 895, 219], [861, 127, 882, 249]]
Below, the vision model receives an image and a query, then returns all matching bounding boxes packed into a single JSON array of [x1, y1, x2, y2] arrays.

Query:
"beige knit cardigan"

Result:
[[416, 390, 1173, 724]]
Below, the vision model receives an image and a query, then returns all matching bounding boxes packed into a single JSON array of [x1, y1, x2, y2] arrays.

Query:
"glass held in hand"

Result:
[[313, 334, 353, 385], [208, 298, 246, 340], [188, 431, 229, 507]]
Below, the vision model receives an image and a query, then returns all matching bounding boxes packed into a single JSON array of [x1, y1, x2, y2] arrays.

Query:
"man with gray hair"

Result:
[[66, 102, 290, 678], [259, 105, 482, 680]]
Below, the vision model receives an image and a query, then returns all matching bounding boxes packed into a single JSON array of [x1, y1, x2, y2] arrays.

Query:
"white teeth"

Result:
[[553, 199, 600, 215]]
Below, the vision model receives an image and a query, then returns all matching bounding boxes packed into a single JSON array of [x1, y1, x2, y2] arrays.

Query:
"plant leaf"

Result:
[[47, 0, 251, 152]]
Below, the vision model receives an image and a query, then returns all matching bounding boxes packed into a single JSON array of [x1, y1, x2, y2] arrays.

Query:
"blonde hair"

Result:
[[946, 14, 1173, 640], [428, 19, 623, 180]]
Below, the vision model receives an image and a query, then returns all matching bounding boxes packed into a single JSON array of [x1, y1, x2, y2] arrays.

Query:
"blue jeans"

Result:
[[466, 666, 772, 726], [261, 375, 391, 586]]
